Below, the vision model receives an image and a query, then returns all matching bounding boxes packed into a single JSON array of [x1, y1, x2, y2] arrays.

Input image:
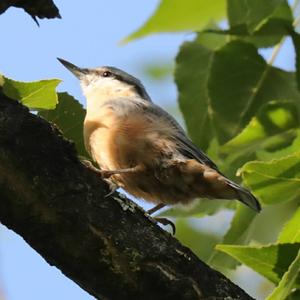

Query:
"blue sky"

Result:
[[0, 1, 296, 300]]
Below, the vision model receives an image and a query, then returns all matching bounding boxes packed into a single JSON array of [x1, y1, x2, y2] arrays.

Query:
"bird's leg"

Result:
[[82, 160, 144, 178], [81, 160, 120, 196], [147, 203, 166, 215], [147, 203, 176, 235], [100, 164, 145, 178]]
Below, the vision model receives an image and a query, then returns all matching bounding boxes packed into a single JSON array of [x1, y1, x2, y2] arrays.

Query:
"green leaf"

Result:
[[240, 152, 300, 205], [3, 76, 60, 110], [216, 243, 300, 284], [39, 93, 88, 157], [227, 0, 291, 33], [177, 39, 300, 150], [278, 206, 300, 243], [143, 63, 173, 80], [0, 74, 4, 87], [208, 40, 300, 144], [175, 35, 226, 150], [206, 0, 292, 49], [267, 248, 300, 300], [222, 101, 299, 157], [210, 204, 257, 269], [256, 129, 300, 161], [124, 0, 226, 42], [219, 102, 300, 180], [290, 29, 300, 92], [247, 1, 292, 47], [159, 198, 234, 218], [175, 219, 220, 262]]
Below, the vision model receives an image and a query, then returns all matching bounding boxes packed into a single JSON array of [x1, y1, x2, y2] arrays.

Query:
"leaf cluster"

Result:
[[124, 0, 300, 298]]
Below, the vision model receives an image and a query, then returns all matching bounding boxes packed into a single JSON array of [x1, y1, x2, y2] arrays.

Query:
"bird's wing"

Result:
[[143, 102, 219, 171]]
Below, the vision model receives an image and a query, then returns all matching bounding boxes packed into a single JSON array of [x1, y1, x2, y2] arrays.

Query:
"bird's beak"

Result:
[[57, 58, 89, 79]]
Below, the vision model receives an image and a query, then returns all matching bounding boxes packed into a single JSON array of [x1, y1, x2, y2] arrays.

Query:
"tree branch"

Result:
[[0, 93, 253, 300]]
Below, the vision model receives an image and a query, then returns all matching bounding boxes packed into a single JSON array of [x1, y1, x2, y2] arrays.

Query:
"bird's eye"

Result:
[[102, 71, 112, 77]]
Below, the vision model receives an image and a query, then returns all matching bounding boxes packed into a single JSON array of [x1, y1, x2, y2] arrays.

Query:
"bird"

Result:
[[57, 58, 261, 233]]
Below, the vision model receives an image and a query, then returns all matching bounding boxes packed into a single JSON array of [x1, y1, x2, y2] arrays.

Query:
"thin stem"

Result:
[[267, 4, 300, 65]]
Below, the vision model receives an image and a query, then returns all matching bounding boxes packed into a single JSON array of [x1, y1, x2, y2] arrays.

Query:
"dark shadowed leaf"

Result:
[[39, 93, 88, 157], [176, 39, 300, 150], [208, 41, 300, 144], [225, 0, 292, 47], [290, 29, 300, 91], [227, 0, 291, 33], [266, 248, 300, 299], [175, 35, 226, 151]]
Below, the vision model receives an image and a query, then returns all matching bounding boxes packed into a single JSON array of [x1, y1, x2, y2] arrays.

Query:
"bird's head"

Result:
[[57, 58, 151, 102]]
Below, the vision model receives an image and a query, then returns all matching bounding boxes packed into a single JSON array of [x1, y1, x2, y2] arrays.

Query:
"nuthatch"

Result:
[[58, 58, 261, 232]]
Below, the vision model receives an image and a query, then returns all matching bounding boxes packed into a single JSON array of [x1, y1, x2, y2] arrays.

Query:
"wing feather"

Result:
[[144, 102, 219, 170]]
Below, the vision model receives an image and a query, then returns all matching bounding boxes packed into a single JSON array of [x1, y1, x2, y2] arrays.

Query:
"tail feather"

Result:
[[225, 179, 261, 212]]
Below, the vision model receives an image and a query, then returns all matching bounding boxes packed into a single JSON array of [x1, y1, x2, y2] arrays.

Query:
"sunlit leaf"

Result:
[[256, 130, 300, 161], [267, 248, 300, 300], [39, 92, 88, 157], [278, 206, 300, 243], [216, 243, 300, 284], [222, 101, 299, 158], [240, 153, 300, 205], [3, 76, 60, 110], [124, 0, 226, 42]]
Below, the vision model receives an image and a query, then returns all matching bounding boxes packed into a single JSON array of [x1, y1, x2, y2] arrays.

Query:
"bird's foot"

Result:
[[81, 160, 117, 178], [103, 179, 119, 197], [81, 159, 98, 170], [153, 217, 176, 235]]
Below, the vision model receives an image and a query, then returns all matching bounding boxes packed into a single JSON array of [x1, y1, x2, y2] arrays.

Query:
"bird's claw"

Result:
[[104, 179, 119, 197], [153, 217, 176, 235]]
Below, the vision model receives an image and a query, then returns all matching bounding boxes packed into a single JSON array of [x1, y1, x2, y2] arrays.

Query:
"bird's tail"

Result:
[[225, 179, 261, 212]]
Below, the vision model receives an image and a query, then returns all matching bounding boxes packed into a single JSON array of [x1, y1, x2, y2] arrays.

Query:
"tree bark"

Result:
[[0, 93, 254, 300]]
